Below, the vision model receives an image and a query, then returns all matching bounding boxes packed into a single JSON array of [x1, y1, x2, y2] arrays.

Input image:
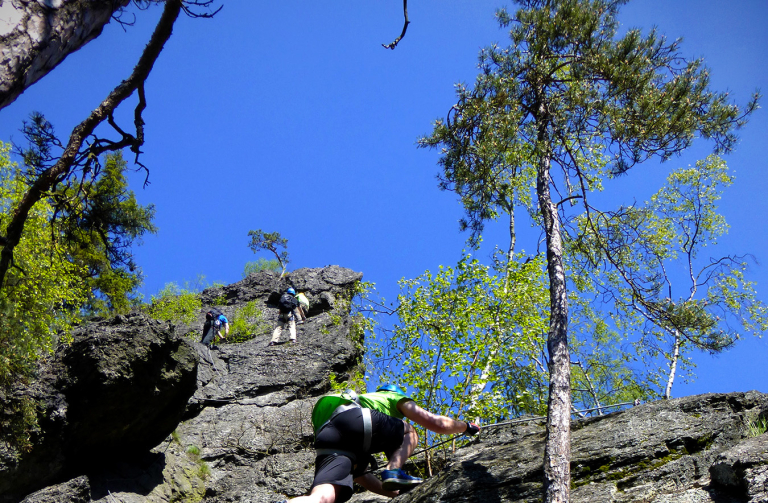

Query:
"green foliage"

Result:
[[16, 117, 156, 315], [148, 282, 202, 326], [325, 281, 373, 392], [210, 294, 227, 306], [570, 156, 768, 397], [377, 254, 549, 427], [348, 280, 384, 336], [0, 393, 38, 455], [56, 151, 157, 314], [243, 258, 282, 277], [328, 370, 365, 394], [247, 229, 289, 277], [184, 444, 210, 480], [228, 301, 267, 343], [568, 296, 654, 410], [0, 142, 89, 385], [197, 461, 211, 479], [746, 416, 768, 438]]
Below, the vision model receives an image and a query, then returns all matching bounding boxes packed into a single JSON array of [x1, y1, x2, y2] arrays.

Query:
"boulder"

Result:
[[20, 475, 90, 503], [0, 311, 197, 502]]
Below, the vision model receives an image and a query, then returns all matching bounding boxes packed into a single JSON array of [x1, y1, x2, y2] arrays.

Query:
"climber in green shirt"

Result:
[[279, 384, 480, 503]]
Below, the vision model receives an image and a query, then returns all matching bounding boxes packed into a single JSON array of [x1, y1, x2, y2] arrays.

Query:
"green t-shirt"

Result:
[[311, 390, 411, 433], [358, 390, 410, 419]]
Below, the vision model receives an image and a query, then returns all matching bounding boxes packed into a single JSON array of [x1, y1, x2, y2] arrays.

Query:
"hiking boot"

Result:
[[380, 469, 423, 491]]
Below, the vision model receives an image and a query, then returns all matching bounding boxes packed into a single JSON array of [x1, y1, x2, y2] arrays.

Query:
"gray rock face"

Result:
[[0, 311, 197, 502], [19, 475, 90, 503], [196, 265, 363, 318], [711, 433, 768, 502], [167, 266, 365, 503], [3, 266, 365, 503]]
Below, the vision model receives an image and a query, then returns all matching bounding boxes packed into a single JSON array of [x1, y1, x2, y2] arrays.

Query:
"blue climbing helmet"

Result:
[[377, 384, 406, 396], [287, 287, 296, 295]]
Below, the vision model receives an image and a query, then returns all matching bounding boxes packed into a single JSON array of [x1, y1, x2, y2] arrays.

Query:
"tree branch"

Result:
[[0, 0, 184, 287], [382, 0, 410, 50]]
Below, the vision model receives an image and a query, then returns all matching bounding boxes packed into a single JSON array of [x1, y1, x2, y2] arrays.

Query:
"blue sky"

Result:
[[1, 0, 766, 399]]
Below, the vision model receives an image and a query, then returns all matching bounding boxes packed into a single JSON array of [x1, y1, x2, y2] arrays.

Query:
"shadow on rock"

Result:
[[88, 452, 167, 500]]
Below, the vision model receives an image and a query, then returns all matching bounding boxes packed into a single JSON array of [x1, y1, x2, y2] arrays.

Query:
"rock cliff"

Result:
[[3, 266, 767, 503], [2, 266, 365, 503]]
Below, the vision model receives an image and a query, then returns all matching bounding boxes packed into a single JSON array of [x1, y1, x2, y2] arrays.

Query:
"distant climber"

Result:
[[295, 291, 310, 324], [201, 308, 229, 348], [270, 287, 299, 345], [277, 384, 480, 503]]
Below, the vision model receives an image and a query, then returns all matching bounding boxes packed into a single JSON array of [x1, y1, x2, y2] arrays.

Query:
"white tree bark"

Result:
[[664, 331, 681, 399], [0, 0, 129, 110], [535, 96, 571, 503], [539, 150, 571, 503]]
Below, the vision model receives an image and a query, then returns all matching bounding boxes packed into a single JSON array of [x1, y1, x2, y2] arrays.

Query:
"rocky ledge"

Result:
[[350, 391, 768, 503], [0, 312, 198, 502]]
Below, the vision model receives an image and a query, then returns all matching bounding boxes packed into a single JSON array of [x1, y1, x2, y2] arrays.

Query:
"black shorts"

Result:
[[200, 321, 215, 345], [311, 408, 405, 502]]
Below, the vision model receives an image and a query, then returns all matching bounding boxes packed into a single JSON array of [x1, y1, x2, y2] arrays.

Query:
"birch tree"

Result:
[[571, 155, 768, 399]]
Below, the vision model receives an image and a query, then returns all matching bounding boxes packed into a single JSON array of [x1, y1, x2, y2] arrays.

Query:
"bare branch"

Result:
[[181, 0, 223, 19], [382, 0, 410, 50]]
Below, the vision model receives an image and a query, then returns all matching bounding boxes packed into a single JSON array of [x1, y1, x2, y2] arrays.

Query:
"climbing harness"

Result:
[[314, 390, 373, 459]]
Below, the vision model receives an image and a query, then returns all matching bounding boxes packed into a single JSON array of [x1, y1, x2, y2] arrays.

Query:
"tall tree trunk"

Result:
[[504, 199, 516, 291], [664, 331, 681, 399], [537, 139, 571, 503], [0, 0, 130, 110], [468, 204, 515, 420]]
